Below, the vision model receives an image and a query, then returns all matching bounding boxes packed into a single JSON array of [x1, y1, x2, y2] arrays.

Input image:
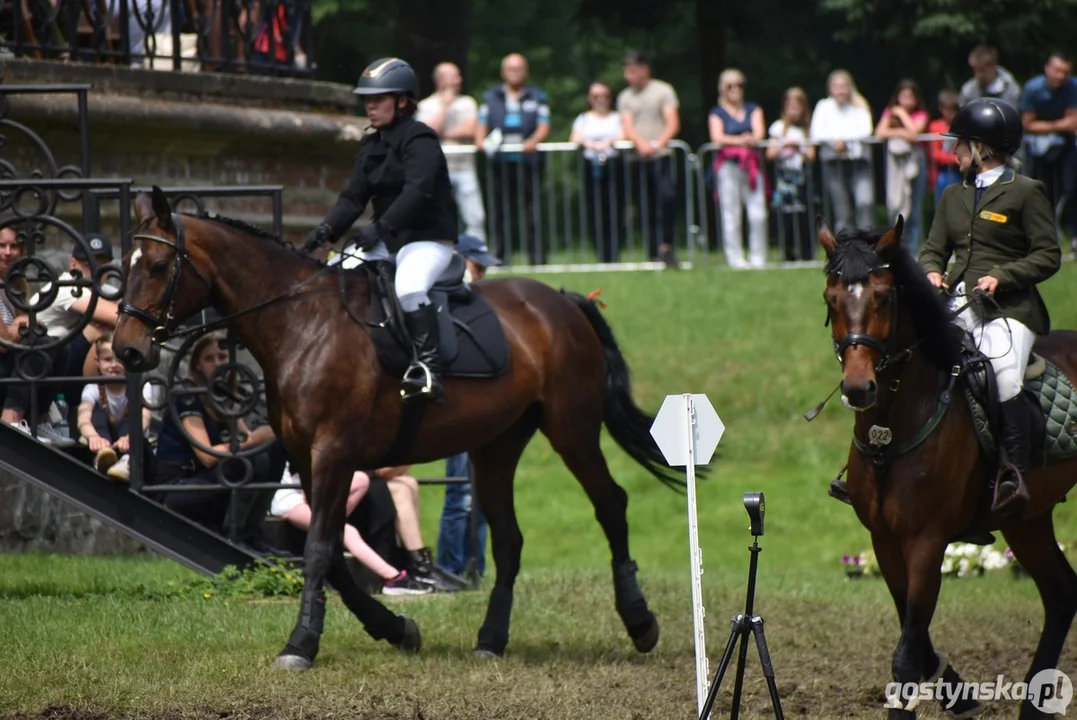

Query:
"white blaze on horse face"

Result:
[[850, 283, 864, 300], [130, 246, 143, 271]]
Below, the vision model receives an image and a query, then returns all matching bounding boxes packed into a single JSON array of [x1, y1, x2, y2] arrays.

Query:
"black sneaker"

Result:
[[383, 570, 434, 596], [236, 537, 290, 559]]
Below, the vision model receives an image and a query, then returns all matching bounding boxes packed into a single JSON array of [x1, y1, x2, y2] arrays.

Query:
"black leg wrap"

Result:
[[284, 588, 326, 661], [326, 564, 402, 642], [476, 584, 513, 655], [612, 558, 652, 632]]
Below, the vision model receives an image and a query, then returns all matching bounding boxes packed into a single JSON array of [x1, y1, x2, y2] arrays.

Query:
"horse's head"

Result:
[[114, 187, 212, 373], [818, 215, 905, 411]]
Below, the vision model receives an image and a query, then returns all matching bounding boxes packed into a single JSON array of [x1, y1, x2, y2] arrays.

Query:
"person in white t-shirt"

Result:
[[766, 87, 817, 261], [416, 62, 487, 244], [76, 333, 153, 481], [571, 81, 625, 262], [271, 465, 433, 595], [809, 69, 875, 232], [2, 233, 121, 446]]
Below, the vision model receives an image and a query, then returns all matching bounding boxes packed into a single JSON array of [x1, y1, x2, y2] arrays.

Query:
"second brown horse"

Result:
[[818, 215, 1077, 719]]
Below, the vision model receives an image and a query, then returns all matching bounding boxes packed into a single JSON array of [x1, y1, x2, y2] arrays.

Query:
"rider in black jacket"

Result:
[[304, 58, 458, 403]]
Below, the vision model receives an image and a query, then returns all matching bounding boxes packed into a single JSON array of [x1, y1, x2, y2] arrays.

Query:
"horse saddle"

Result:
[[359, 253, 510, 379], [961, 330, 1077, 467]]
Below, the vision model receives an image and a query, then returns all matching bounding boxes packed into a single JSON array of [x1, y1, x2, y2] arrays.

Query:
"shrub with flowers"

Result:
[[841, 543, 1068, 580]]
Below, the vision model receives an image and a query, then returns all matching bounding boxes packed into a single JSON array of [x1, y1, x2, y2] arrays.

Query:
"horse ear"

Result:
[[875, 214, 905, 255], [816, 215, 837, 257], [151, 186, 175, 233], [134, 192, 153, 224]]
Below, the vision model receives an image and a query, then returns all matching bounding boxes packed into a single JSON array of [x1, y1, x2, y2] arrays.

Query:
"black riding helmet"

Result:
[[942, 97, 1023, 156], [354, 57, 419, 98]]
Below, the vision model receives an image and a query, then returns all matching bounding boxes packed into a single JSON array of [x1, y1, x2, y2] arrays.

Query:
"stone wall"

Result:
[[2, 57, 373, 241], [0, 468, 146, 554]]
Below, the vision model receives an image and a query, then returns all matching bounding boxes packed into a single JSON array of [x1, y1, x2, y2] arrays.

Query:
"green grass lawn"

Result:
[[4, 258, 1077, 718]]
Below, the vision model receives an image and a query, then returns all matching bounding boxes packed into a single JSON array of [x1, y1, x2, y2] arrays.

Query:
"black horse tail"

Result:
[[562, 290, 695, 493]]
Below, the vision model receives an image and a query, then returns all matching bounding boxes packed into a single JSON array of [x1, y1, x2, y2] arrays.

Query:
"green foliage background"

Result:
[[308, 0, 1077, 149]]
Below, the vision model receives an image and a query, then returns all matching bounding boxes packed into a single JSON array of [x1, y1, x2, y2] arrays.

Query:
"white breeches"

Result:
[[338, 240, 455, 312], [949, 282, 1035, 401]]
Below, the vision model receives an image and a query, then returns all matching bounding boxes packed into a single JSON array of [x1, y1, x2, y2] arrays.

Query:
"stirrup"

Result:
[[991, 464, 1029, 519], [400, 361, 443, 403]]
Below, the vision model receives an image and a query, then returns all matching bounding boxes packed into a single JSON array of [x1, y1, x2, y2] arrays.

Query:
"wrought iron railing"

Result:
[[0, 0, 314, 76]]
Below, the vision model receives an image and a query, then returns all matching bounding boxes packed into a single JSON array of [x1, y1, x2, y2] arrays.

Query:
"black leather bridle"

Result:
[[118, 214, 210, 345], [826, 265, 916, 373]]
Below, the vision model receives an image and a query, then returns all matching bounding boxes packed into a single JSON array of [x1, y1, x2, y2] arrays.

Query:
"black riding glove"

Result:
[[353, 221, 387, 252], [303, 224, 332, 253]]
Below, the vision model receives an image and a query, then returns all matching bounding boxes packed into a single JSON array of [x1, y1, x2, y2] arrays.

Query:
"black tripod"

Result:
[[699, 534, 783, 720]]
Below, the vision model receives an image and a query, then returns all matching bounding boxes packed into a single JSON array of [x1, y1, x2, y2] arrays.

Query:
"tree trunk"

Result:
[[696, 0, 725, 118], [390, 0, 471, 98]]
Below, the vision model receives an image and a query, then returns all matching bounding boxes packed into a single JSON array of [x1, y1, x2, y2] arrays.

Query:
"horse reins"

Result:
[[810, 266, 988, 466], [120, 213, 339, 345]]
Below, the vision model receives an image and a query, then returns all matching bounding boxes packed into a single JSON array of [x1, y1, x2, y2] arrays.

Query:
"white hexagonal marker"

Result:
[[650, 393, 725, 467], [649, 393, 724, 715]]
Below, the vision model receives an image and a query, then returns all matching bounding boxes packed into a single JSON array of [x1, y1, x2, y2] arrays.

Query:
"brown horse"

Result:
[[112, 187, 679, 668], [816, 215, 1077, 718]]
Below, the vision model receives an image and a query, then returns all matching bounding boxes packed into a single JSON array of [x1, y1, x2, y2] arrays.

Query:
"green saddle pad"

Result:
[[966, 359, 1077, 463]]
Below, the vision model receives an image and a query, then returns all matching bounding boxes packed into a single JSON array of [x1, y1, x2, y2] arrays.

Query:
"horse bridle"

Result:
[[826, 265, 918, 373], [119, 213, 211, 345]]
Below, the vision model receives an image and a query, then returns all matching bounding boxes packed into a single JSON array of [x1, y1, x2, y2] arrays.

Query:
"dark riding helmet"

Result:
[[353, 58, 419, 98], [942, 97, 1023, 156]]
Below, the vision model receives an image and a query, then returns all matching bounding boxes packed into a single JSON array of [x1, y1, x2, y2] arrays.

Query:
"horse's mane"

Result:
[[195, 212, 329, 268], [825, 227, 960, 371]]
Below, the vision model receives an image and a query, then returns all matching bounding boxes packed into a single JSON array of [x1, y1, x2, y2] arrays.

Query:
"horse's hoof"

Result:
[[392, 616, 421, 654], [632, 614, 660, 654], [473, 645, 503, 660], [273, 654, 312, 671]]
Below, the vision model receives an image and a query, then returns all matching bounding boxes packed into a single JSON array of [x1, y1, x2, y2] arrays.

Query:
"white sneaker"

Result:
[[8, 420, 33, 437], [34, 423, 78, 448], [8, 420, 57, 445], [107, 454, 130, 482]]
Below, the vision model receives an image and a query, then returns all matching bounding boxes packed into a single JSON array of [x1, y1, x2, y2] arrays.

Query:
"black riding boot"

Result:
[[829, 468, 852, 506], [401, 303, 445, 404], [994, 397, 1031, 520]]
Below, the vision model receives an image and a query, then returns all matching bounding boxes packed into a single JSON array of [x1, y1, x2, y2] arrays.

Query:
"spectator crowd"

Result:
[[0, 219, 493, 596], [414, 46, 1077, 267]]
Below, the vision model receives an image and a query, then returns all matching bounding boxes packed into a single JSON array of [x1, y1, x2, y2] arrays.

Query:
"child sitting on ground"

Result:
[[76, 333, 152, 481]]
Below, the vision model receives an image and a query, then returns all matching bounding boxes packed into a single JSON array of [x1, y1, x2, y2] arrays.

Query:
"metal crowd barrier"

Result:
[[444, 140, 698, 271], [443, 131, 1071, 272]]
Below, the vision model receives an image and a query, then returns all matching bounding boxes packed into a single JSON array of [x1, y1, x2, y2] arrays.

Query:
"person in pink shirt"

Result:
[[875, 79, 930, 255]]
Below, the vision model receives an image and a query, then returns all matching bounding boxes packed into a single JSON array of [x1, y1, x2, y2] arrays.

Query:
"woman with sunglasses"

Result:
[[708, 68, 768, 268], [570, 81, 625, 263]]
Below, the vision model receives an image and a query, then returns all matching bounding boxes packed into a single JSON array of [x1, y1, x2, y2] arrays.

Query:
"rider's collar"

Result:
[[378, 116, 411, 144], [975, 165, 1006, 188]]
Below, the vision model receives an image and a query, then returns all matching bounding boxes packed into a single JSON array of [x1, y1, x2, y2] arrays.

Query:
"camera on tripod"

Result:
[[698, 491, 783, 720], [744, 491, 764, 537]]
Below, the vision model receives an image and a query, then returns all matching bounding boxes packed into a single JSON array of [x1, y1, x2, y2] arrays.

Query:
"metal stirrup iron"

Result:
[[401, 361, 435, 398]]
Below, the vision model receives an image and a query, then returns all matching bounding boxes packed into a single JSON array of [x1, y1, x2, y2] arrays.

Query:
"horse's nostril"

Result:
[[865, 379, 878, 395], [120, 346, 144, 368]]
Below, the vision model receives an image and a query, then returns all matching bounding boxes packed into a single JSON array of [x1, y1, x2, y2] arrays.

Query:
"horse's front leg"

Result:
[[274, 451, 353, 670], [887, 534, 948, 719]]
